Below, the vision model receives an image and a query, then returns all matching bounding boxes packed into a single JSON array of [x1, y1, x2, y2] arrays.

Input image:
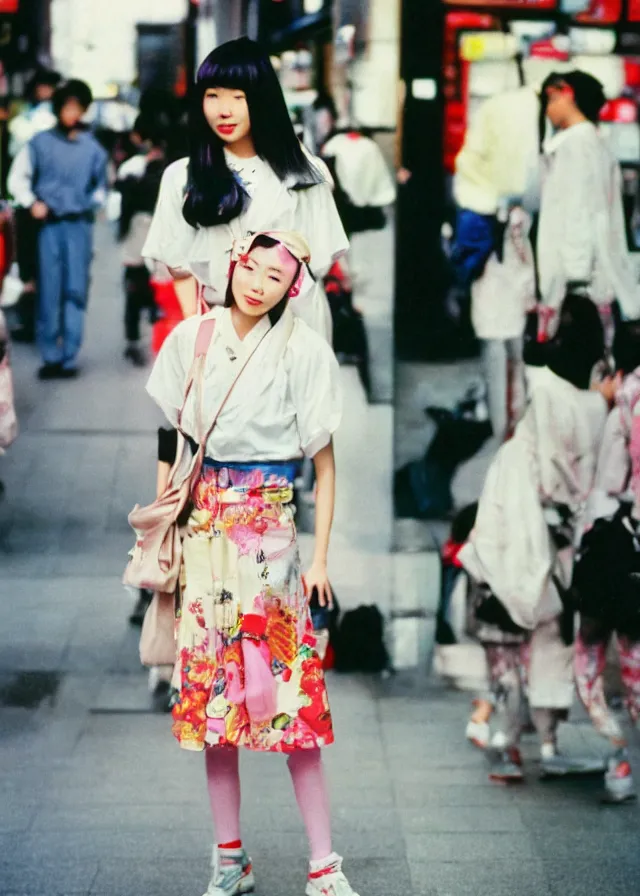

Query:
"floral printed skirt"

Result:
[[171, 460, 334, 753]]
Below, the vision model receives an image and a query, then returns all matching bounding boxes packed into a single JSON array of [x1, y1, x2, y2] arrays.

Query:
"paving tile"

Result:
[[410, 859, 552, 896], [399, 805, 525, 834], [405, 832, 536, 864]]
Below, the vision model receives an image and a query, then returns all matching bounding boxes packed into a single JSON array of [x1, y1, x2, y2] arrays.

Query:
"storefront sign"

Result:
[[445, 1, 556, 8], [571, 0, 622, 22]]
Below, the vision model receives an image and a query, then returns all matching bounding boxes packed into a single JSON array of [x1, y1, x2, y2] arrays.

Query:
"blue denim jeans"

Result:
[[37, 217, 93, 369]]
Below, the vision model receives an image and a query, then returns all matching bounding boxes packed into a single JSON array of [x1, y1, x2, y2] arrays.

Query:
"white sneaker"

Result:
[[203, 848, 255, 896], [465, 719, 490, 749], [306, 854, 360, 896]]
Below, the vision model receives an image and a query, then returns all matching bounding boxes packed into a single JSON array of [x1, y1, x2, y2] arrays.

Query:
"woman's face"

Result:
[[203, 86, 251, 145], [545, 85, 573, 130], [232, 244, 299, 319]]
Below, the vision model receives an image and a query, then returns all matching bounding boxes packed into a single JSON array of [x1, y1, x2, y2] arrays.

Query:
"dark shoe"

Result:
[[488, 747, 524, 784], [58, 367, 79, 379], [124, 345, 147, 367], [38, 363, 62, 380], [129, 589, 154, 627]]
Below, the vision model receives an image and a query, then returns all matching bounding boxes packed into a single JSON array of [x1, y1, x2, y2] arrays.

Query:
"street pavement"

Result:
[[1, 224, 640, 896]]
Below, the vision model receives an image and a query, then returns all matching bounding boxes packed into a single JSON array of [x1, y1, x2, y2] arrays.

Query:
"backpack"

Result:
[[333, 605, 390, 674]]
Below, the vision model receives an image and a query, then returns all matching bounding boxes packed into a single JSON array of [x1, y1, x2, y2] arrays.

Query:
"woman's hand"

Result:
[[592, 373, 621, 408], [304, 561, 333, 609]]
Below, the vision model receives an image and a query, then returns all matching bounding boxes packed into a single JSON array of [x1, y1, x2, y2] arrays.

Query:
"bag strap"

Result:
[[177, 316, 217, 431]]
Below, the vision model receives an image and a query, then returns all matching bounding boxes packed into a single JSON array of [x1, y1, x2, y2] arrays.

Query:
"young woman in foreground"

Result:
[[146, 231, 359, 896]]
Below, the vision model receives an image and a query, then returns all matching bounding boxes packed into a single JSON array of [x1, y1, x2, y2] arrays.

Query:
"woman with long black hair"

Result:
[[143, 37, 348, 339]]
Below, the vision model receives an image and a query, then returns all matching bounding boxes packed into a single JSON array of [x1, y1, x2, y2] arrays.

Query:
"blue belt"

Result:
[[202, 458, 301, 483]]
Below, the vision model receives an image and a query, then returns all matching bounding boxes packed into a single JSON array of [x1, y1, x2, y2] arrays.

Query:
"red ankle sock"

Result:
[[219, 840, 242, 850]]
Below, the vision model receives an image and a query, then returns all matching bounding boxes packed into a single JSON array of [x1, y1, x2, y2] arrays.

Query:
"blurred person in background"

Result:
[[8, 79, 107, 379], [7, 69, 61, 343], [460, 295, 616, 782], [538, 71, 640, 342], [115, 114, 168, 367], [573, 321, 640, 803], [8, 68, 61, 159]]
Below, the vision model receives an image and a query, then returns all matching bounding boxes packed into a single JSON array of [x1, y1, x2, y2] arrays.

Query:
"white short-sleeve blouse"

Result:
[[142, 153, 349, 339], [146, 307, 342, 462]]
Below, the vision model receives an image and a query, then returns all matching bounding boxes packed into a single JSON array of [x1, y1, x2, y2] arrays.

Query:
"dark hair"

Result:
[[183, 37, 323, 228], [313, 92, 338, 121], [542, 70, 607, 126], [613, 320, 640, 376], [548, 293, 605, 389], [26, 68, 61, 102], [132, 113, 167, 148], [224, 234, 301, 326], [53, 79, 93, 116]]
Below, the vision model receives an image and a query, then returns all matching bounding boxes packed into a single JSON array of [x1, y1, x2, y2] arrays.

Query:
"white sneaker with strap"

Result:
[[202, 847, 255, 896], [306, 853, 360, 896]]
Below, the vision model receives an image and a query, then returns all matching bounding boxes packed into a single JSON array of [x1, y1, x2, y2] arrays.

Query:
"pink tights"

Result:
[[205, 745, 332, 861]]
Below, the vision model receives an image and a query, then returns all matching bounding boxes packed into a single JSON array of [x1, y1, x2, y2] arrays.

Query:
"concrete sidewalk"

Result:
[[1, 225, 640, 896]]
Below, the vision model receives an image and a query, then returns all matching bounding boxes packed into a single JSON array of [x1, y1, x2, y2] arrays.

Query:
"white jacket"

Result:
[[322, 133, 396, 208], [538, 121, 640, 319], [454, 86, 541, 215]]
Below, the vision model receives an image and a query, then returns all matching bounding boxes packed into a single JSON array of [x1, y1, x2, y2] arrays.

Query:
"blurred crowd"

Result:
[[432, 69, 640, 805]]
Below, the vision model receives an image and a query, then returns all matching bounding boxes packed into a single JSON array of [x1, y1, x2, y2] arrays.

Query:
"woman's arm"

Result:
[[156, 427, 178, 497], [304, 440, 336, 607], [169, 269, 198, 318]]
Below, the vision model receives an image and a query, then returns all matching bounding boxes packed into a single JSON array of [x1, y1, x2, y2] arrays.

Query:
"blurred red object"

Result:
[[150, 278, 184, 355], [574, 0, 621, 22], [624, 59, 640, 86], [441, 537, 465, 569], [630, 0, 640, 20], [0, 1, 19, 12], [600, 98, 638, 123], [529, 38, 571, 61]]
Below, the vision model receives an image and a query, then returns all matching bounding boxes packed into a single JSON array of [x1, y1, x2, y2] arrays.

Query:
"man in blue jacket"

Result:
[[8, 79, 107, 379]]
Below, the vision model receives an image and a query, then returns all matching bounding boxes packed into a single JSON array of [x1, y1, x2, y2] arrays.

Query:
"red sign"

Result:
[[629, 0, 640, 21], [445, 1, 556, 7], [0, 0, 19, 11], [573, 0, 621, 22]]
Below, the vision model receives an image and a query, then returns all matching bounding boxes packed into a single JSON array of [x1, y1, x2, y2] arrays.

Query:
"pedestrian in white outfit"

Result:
[[460, 295, 616, 782], [538, 71, 640, 339], [471, 206, 536, 442]]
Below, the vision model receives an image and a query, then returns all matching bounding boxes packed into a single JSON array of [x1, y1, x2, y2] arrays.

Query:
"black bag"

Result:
[[394, 405, 492, 519], [333, 605, 390, 673], [472, 584, 525, 636], [573, 507, 640, 639], [324, 272, 371, 399]]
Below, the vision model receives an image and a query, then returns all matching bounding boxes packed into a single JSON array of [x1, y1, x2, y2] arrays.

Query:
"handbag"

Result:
[[0, 310, 18, 452], [123, 313, 272, 593], [139, 590, 177, 667]]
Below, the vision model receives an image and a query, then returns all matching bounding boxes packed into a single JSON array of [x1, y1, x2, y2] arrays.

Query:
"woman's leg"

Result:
[[205, 745, 242, 845], [204, 746, 255, 895], [287, 748, 332, 862], [485, 644, 524, 749], [575, 619, 635, 802], [575, 617, 623, 744], [288, 749, 360, 896], [484, 643, 525, 781], [617, 635, 640, 727]]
